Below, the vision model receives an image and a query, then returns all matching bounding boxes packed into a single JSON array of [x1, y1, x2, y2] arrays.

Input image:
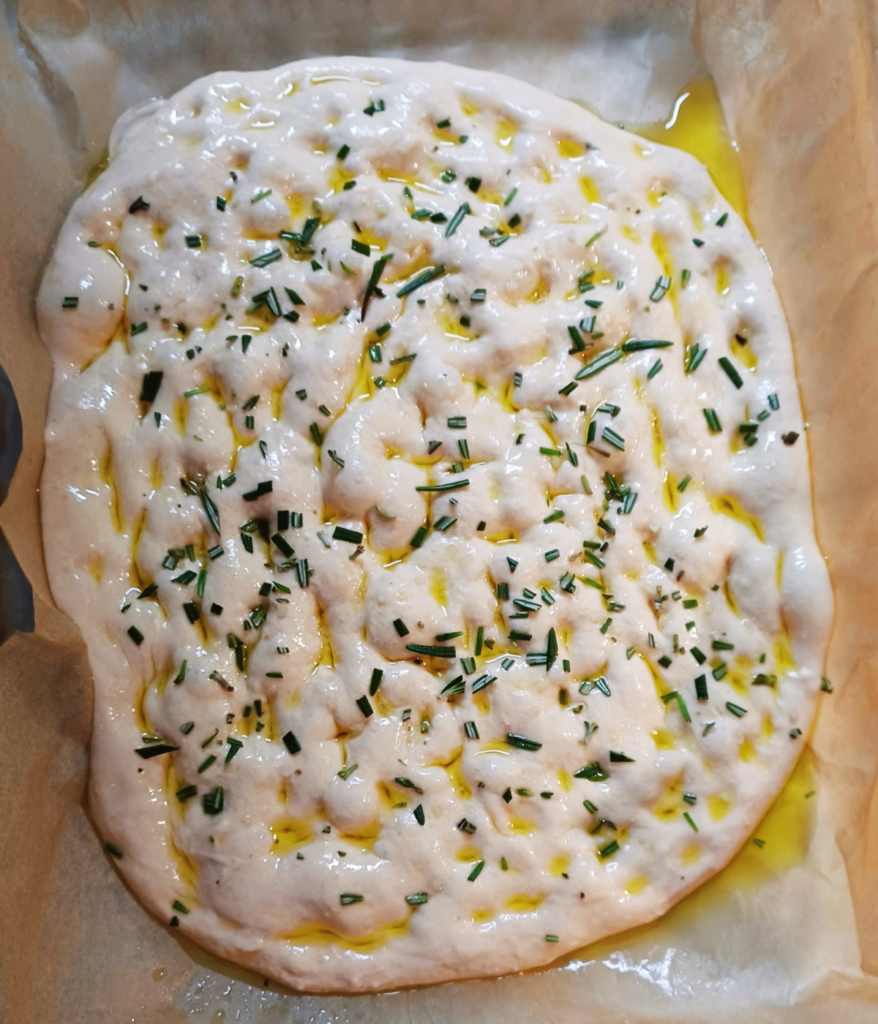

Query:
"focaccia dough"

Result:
[[37, 57, 831, 992]]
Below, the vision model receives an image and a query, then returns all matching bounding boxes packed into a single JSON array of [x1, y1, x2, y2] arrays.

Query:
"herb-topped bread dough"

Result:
[[37, 57, 832, 992]]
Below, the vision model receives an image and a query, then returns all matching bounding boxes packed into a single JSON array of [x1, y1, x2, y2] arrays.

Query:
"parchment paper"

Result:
[[2, 1, 877, 1021]]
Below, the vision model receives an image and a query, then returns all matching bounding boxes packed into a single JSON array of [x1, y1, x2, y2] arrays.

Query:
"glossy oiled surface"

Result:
[[36, 57, 830, 991]]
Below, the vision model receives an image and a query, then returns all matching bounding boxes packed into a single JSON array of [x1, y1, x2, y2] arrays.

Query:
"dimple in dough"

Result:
[[37, 56, 832, 992]]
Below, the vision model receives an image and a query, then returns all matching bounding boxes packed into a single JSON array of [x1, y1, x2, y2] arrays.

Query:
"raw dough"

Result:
[[37, 56, 831, 992]]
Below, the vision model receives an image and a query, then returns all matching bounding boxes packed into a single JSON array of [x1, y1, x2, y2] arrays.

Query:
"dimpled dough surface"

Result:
[[37, 57, 831, 992]]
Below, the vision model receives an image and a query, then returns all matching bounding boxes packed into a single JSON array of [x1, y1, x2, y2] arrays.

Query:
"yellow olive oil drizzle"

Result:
[[629, 77, 750, 229], [559, 750, 817, 970]]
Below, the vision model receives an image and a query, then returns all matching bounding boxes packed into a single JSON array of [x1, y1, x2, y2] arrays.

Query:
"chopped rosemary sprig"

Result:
[[361, 253, 393, 321], [250, 248, 282, 267], [242, 480, 272, 501], [139, 371, 163, 404], [202, 786, 224, 814], [575, 348, 622, 381], [506, 733, 541, 751], [622, 339, 672, 352], [333, 526, 363, 544], [601, 425, 625, 451], [415, 479, 469, 492], [649, 276, 671, 302], [472, 674, 495, 693], [703, 408, 722, 433], [718, 356, 744, 389], [406, 644, 455, 658], [661, 690, 692, 722], [445, 203, 471, 237], [396, 265, 445, 298], [134, 743, 178, 759], [467, 861, 485, 881], [282, 731, 301, 754], [439, 676, 465, 696]]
